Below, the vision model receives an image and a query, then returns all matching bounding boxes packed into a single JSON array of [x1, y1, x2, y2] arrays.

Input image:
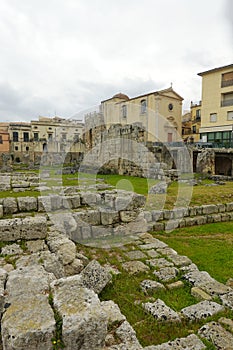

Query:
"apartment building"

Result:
[[199, 64, 233, 145]]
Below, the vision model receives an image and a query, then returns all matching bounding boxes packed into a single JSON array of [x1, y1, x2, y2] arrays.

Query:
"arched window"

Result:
[[141, 99, 147, 114], [122, 105, 127, 118]]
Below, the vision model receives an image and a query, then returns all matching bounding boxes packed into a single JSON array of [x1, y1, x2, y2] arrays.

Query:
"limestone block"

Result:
[[168, 254, 192, 267], [3, 197, 18, 215], [181, 300, 224, 321], [198, 321, 233, 349], [125, 250, 147, 260], [0, 175, 11, 191], [146, 258, 174, 268], [82, 210, 101, 225], [191, 287, 212, 301], [167, 281, 184, 290], [0, 268, 7, 315], [51, 277, 108, 350], [80, 260, 112, 294], [185, 217, 197, 227], [143, 299, 181, 322], [46, 231, 76, 265], [122, 261, 149, 275], [225, 202, 233, 212], [91, 225, 113, 239], [143, 334, 205, 350], [0, 204, 3, 218], [115, 320, 143, 350], [207, 214, 222, 223], [151, 210, 164, 221], [151, 222, 165, 231], [101, 300, 126, 325], [63, 195, 81, 209], [143, 211, 152, 222], [1, 243, 23, 256], [139, 239, 167, 250], [220, 291, 233, 310], [153, 267, 179, 282], [216, 203, 226, 213], [2, 266, 56, 350], [202, 204, 218, 215], [0, 216, 47, 241], [64, 258, 84, 276], [101, 210, 119, 225], [165, 219, 180, 231], [17, 196, 38, 212], [120, 210, 138, 223], [140, 280, 165, 294]]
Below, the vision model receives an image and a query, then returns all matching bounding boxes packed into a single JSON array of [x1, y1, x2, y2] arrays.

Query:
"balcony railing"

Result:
[[221, 79, 233, 88], [221, 99, 233, 107]]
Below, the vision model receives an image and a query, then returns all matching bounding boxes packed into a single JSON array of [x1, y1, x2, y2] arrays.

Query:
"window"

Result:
[[221, 92, 233, 107], [210, 113, 217, 122], [0, 136, 2, 144], [26, 146, 29, 151], [48, 133, 53, 141], [34, 132, 39, 141], [122, 105, 127, 118], [13, 131, 18, 142], [62, 133, 67, 141], [141, 100, 147, 114], [227, 111, 233, 121], [15, 146, 18, 151], [192, 125, 196, 134], [221, 72, 233, 88], [23, 132, 29, 142], [196, 109, 201, 120]]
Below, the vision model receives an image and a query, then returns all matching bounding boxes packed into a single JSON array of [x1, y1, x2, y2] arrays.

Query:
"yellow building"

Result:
[[100, 87, 183, 142], [190, 101, 201, 142], [198, 64, 233, 145]]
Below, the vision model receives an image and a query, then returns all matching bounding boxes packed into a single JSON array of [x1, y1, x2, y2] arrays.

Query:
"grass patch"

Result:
[[154, 222, 233, 283]]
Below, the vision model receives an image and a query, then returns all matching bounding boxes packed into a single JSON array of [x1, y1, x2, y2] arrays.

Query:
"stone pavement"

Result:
[[0, 227, 232, 349]]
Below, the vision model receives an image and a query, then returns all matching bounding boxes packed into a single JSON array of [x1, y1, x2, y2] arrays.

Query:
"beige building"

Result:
[[1, 117, 84, 165], [99, 87, 183, 142], [199, 64, 233, 145]]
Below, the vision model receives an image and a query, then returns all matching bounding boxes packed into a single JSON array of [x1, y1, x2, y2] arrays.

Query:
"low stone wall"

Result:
[[144, 203, 233, 231], [0, 173, 40, 191]]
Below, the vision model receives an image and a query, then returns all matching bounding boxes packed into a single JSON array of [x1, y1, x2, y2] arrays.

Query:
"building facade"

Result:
[[98, 87, 183, 143], [199, 64, 233, 146], [0, 123, 10, 153], [0, 117, 85, 166]]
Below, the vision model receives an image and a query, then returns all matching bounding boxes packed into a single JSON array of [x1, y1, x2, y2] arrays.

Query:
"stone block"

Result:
[[217, 203, 226, 213], [167, 281, 184, 290], [51, 276, 108, 350], [163, 210, 174, 220], [165, 219, 180, 231], [91, 225, 113, 239], [63, 195, 81, 209], [202, 204, 218, 215], [196, 215, 207, 225], [225, 202, 233, 212], [191, 287, 212, 301], [122, 261, 150, 275], [153, 267, 179, 282], [82, 210, 101, 226], [101, 210, 119, 225], [143, 334, 205, 350], [143, 299, 181, 322], [151, 222, 165, 231], [151, 210, 164, 221], [80, 260, 112, 294], [3, 197, 18, 215], [185, 217, 197, 227], [17, 196, 38, 212], [140, 280, 165, 294], [181, 300, 224, 321], [198, 321, 233, 349], [46, 231, 76, 265], [120, 210, 138, 223], [143, 211, 152, 222]]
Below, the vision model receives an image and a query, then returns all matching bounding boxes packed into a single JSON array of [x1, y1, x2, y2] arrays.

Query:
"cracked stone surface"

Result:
[[220, 291, 233, 310], [122, 261, 150, 275], [125, 250, 147, 260], [146, 258, 174, 268]]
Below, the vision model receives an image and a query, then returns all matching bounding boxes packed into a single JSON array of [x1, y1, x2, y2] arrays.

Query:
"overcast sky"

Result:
[[0, 0, 232, 122]]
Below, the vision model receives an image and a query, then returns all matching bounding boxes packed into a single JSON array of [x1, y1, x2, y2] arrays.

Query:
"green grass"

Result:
[[154, 222, 233, 283], [77, 227, 233, 347]]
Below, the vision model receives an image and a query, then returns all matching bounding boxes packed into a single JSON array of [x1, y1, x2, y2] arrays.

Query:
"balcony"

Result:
[[221, 99, 233, 107], [221, 79, 233, 88]]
